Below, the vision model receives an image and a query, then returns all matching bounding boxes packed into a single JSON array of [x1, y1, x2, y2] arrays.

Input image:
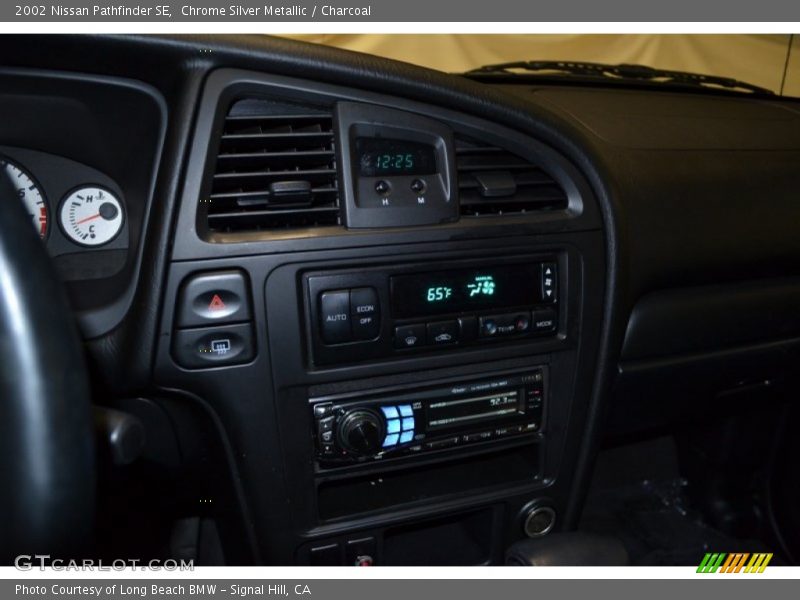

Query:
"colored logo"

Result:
[[697, 553, 773, 573]]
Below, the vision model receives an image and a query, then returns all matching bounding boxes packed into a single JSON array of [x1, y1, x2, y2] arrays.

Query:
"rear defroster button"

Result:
[[172, 323, 255, 369]]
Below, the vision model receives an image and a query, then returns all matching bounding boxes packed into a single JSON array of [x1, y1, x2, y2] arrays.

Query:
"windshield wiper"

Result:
[[463, 60, 774, 95]]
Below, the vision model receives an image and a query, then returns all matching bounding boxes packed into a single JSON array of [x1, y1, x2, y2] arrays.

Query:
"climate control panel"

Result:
[[305, 256, 561, 366]]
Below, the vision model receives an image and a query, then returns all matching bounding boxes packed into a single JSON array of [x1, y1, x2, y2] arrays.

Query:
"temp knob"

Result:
[[337, 409, 384, 455]]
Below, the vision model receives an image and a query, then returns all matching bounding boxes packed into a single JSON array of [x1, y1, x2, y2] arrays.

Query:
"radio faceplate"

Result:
[[311, 369, 545, 468], [305, 255, 561, 366]]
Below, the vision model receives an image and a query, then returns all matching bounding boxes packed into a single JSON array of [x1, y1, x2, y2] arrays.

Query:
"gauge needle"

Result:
[[75, 213, 102, 225]]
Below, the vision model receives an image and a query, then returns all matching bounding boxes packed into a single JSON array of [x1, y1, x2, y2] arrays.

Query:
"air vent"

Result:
[[455, 137, 568, 216], [204, 99, 341, 234]]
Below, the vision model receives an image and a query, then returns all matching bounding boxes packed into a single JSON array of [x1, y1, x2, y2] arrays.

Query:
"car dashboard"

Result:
[[2, 34, 800, 565]]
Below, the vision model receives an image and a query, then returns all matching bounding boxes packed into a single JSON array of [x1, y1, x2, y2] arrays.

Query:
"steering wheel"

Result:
[[0, 170, 94, 561]]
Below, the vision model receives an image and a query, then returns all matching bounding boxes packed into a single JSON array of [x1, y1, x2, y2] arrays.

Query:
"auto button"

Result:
[[319, 290, 351, 344]]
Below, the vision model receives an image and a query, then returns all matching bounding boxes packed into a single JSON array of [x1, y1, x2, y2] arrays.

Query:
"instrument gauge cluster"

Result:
[[0, 157, 48, 238], [0, 146, 129, 282], [59, 186, 125, 247]]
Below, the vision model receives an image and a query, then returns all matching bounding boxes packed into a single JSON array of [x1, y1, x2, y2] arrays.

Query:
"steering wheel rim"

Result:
[[0, 170, 94, 561]]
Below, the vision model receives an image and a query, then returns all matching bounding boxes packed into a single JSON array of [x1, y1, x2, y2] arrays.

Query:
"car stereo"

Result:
[[311, 369, 545, 467]]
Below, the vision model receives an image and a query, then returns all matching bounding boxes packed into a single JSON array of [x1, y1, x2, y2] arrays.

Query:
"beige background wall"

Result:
[[285, 34, 800, 96]]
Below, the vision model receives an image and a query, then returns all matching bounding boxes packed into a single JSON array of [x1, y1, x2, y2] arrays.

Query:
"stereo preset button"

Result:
[[398, 404, 414, 417], [381, 406, 399, 419], [496, 425, 525, 437], [320, 290, 351, 344], [425, 437, 460, 450], [427, 320, 459, 345], [350, 287, 380, 340], [463, 431, 494, 443], [394, 324, 426, 349]]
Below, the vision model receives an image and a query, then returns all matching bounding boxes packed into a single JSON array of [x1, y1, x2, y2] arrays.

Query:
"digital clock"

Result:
[[356, 137, 438, 177]]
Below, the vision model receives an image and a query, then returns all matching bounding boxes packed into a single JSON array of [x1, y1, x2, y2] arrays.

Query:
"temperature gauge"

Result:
[[59, 186, 124, 247]]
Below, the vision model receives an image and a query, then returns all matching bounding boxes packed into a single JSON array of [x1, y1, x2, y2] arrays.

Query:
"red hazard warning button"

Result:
[[208, 294, 226, 311], [176, 270, 251, 328]]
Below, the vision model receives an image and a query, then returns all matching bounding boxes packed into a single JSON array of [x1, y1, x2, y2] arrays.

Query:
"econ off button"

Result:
[[176, 270, 251, 327], [350, 287, 380, 341]]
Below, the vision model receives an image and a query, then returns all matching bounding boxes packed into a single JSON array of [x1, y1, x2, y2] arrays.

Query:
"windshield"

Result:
[[284, 34, 799, 97]]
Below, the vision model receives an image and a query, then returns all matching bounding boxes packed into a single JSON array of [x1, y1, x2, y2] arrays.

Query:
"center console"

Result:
[[155, 69, 607, 565]]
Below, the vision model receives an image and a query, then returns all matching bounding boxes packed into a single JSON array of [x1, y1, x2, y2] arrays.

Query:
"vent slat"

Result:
[[455, 138, 568, 217], [203, 100, 341, 234], [209, 187, 337, 200], [224, 114, 333, 123], [220, 132, 334, 142], [216, 150, 334, 160]]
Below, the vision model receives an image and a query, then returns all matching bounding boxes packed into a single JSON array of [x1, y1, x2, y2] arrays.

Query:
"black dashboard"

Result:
[[2, 34, 800, 565]]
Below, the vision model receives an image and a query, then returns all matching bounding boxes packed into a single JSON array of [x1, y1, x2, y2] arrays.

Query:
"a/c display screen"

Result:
[[390, 264, 541, 318]]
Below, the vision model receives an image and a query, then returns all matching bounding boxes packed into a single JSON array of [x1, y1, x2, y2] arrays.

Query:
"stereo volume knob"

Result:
[[337, 409, 384, 455]]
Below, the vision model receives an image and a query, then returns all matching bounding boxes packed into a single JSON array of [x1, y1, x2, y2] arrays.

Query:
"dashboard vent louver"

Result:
[[455, 137, 568, 216], [204, 99, 340, 234]]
